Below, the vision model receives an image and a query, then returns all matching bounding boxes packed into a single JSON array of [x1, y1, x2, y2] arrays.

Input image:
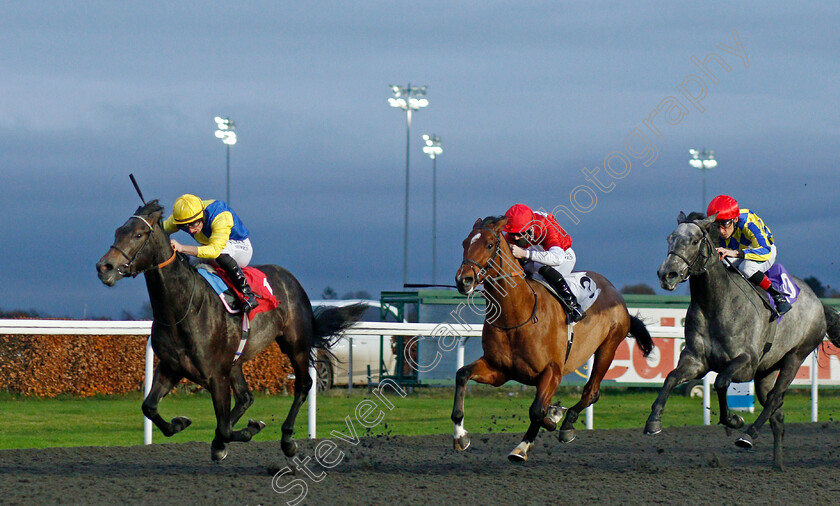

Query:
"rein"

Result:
[[151, 264, 198, 327], [461, 227, 536, 330], [486, 283, 539, 330]]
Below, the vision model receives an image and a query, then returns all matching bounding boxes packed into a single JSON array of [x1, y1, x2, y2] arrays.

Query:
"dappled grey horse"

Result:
[[645, 212, 840, 470]]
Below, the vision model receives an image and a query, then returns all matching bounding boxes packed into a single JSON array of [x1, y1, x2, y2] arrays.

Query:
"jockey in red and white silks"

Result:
[[503, 204, 585, 322]]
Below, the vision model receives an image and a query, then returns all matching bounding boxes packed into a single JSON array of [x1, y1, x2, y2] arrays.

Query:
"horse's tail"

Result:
[[629, 315, 655, 357], [310, 302, 368, 358], [822, 304, 840, 347]]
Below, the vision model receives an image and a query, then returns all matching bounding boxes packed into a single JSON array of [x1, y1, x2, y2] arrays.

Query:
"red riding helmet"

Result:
[[706, 195, 740, 221], [503, 204, 535, 234]]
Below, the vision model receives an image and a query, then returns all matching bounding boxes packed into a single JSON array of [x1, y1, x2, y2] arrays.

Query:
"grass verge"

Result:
[[1, 386, 838, 449]]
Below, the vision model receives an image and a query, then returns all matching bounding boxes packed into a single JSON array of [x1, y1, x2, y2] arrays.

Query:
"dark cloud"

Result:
[[1, 2, 837, 318]]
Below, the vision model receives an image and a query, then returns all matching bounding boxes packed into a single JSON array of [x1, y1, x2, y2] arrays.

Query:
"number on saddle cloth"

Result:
[[765, 263, 800, 310], [196, 265, 277, 313], [566, 273, 601, 312]]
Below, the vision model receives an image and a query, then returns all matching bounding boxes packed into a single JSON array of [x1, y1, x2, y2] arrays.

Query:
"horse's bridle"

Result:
[[460, 227, 537, 330], [110, 213, 195, 327], [109, 214, 176, 278], [666, 222, 715, 280], [460, 228, 525, 284]]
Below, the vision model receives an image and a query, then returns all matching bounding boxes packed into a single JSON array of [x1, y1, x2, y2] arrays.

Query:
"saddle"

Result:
[[532, 273, 602, 360], [196, 264, 280, 364], [724, 262, 799, 322], [196, 264, 279, 321]]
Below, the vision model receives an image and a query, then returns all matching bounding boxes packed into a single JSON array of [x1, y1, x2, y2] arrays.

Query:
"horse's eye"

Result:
[[692, 239, 700, 245], [135, 233, 143, 239], [486, 242, 494, 250]]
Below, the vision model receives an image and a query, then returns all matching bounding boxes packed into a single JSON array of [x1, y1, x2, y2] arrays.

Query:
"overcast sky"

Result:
[[2, 1, 838, 319]]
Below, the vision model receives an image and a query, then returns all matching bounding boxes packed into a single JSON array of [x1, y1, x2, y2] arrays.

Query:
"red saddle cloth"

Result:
[[213, 266, 279, 321]]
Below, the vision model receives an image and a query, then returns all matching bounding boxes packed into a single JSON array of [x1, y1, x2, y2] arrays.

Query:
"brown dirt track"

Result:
[[1, 422, 839, 505]]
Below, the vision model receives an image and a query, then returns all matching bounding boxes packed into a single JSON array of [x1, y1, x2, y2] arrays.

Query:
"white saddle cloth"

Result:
[[533, 271, 601, 312], [566, 272, 601, 312]]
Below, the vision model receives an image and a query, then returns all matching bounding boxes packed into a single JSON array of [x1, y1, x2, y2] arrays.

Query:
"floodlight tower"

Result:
[[214, 117, 237, 203], [422, 134, 442, 284], [388, 84, 429, 286], [690, 148, 717, 210]]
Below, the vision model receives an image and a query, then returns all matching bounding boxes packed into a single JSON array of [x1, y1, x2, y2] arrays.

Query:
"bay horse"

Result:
[[452, 216, 654, 462], [646, 212, 840, 470], [96, 200, 365, 461]]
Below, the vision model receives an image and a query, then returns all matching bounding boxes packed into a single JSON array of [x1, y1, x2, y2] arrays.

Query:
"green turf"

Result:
[[1, 386, 838, 449]]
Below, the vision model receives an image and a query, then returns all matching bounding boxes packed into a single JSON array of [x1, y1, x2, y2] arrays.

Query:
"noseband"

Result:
[[666, 222, 714, 279], [109, 214, 176, 277]]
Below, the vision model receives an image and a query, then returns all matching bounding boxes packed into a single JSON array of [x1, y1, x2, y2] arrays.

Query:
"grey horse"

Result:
[[645, 211, 840, 470]]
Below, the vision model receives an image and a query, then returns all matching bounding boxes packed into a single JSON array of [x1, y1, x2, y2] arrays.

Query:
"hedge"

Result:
[[0, 334, 295, 397]]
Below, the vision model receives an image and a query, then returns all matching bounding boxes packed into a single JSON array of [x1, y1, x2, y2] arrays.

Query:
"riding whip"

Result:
[[129, 173, 147, 205], [723, 257, 778, 317]]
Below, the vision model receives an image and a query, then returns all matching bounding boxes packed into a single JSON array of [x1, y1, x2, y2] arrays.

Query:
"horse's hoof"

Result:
[[211, 440, 228, 462], [171, 416, 192, 434], [541, 417, 558, 432], [281, 439, 297, 458], [507, 441, 532, 462], [453, 434, 471, 452], [248, 419, 266, 435], [723, 413, 745, 430], [507, 452, 527, 463], [644, 420, 662, 435], [734, 435, 753, 449], [558, 429, 576, 443]]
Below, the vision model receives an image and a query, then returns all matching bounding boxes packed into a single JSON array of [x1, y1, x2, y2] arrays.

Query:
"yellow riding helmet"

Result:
[[172, 194, 205, 224]]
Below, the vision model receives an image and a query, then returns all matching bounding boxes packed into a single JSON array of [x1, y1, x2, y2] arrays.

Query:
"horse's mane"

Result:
[[680, 211, 706, 223], [480, 216, 505, 228], [135, 199, 164, 216], [678, 211, 721, 242]]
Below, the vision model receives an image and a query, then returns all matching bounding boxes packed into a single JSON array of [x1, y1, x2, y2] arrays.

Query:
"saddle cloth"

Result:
[[533, 271, 601, 313], [765, 263, 800, 310], [196, 265, 279, 321]]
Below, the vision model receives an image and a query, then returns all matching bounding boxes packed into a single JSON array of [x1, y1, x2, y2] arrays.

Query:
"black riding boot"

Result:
[[217, 254, 259, 312], [747, 271, 791, 316], [766, 284, 792, 316], [538, 266, 586, 323]]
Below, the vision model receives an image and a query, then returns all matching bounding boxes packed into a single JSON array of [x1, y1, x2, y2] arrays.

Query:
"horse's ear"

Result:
[[697, 213, 717, 229], [473, 218, 483, 229], [677, 211, 687, 223], [494, 216, 509, 233]]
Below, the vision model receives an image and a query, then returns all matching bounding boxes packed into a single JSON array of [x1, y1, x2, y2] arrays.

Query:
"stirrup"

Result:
[[772, 296, 791, 316], [568, 305, 586, 323], [241, 293, 259, 312]]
